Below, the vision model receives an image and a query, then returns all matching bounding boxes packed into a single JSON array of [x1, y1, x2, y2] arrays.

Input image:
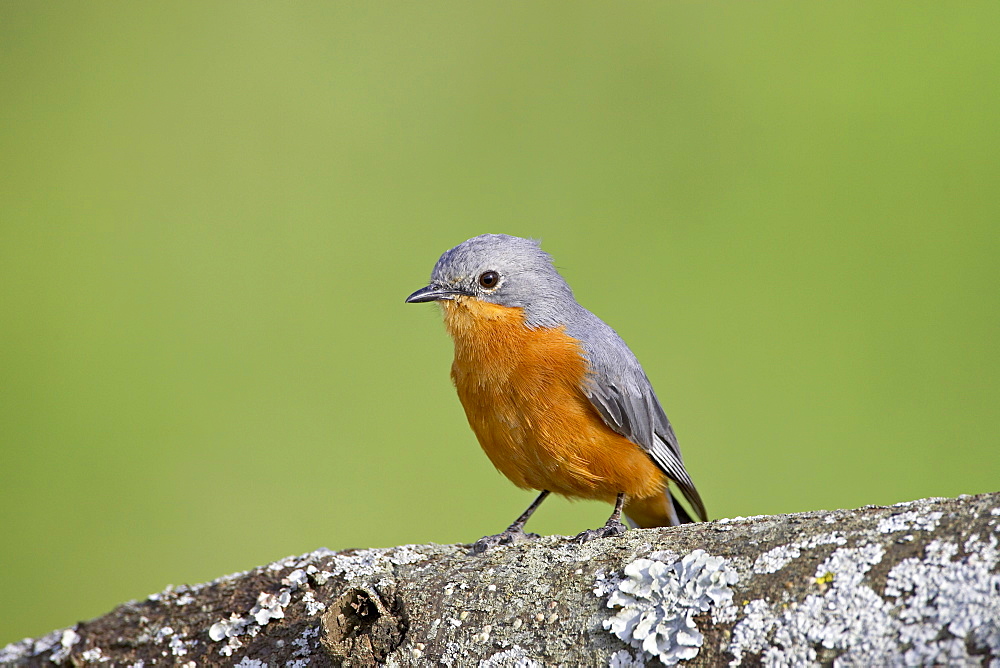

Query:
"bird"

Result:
[[405, 234, 705, 553]]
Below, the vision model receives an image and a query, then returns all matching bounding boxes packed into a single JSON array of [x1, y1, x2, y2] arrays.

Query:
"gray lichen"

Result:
[[729, 535, 1000, 666], [876, 510, 944, 534], [479, 645, 543, 667], [0, 627, 80, 665], [752, 531, 847, 575], [608, 649, 648, 667], [888, 534, 1000, 665], [601, 549, 739, 665]]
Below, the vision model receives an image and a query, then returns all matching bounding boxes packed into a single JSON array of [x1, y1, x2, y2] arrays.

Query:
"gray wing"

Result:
[[571, 315, 707, 521]]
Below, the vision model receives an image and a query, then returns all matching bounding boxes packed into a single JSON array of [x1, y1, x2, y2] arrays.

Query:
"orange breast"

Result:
[[441, 297, 666, 505]]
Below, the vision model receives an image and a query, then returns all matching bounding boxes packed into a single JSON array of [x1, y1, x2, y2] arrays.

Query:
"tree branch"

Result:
[[4, 492, 999, 666]]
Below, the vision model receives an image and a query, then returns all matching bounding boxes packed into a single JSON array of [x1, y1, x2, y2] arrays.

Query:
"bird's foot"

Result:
[[470, 526, 540, 555], [573, 517, 628, 544]]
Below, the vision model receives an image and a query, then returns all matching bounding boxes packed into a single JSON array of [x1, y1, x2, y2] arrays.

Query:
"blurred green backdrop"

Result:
[[2, 2, 998, 645]]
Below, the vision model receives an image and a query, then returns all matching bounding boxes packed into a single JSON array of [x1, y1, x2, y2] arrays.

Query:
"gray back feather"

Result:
[[565, 310, 707, 521]]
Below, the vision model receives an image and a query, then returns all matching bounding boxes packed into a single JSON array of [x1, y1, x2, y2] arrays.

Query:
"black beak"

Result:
[[405, 285, 464, 303]]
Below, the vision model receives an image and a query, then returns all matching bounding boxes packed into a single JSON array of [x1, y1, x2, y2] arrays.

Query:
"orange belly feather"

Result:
[[441, 297, 668, 520]]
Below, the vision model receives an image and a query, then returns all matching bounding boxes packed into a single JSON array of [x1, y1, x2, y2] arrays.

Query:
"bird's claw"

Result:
[[470, 526, 540, 555], [573, 519, 628, 544]]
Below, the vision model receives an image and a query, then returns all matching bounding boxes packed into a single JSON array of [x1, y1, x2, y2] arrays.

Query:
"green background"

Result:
[[2, 2, 998, 646]]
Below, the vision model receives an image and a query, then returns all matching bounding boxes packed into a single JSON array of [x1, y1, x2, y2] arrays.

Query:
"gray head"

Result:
[[405, 234, 577, 326]]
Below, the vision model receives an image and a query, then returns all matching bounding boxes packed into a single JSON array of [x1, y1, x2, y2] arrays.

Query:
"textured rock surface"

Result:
[[3, 492, 999, 666]]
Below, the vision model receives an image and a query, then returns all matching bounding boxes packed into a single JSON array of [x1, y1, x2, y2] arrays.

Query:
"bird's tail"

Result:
[[624, 490, 698, 528]]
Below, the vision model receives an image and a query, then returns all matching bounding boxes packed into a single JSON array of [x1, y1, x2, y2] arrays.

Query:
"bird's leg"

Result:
[[471, 490, 550, 555], [574, 492, 628, 544]]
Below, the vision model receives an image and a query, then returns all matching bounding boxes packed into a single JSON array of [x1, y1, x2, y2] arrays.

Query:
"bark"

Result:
[[3, 492, 999, 667]]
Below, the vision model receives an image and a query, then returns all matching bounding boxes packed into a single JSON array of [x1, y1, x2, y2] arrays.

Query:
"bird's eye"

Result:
[[478, 271, 500, 289]]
